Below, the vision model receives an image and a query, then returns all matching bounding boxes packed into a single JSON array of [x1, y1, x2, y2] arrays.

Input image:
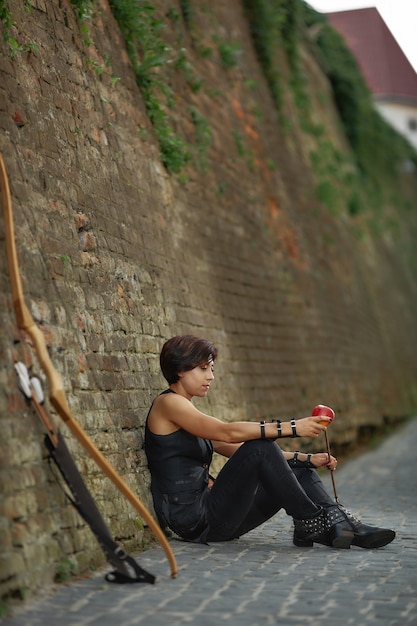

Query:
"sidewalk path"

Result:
[[3, 418, 417, 626]]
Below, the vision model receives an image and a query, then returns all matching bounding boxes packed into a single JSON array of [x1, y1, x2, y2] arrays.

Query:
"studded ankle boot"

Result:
[[293, 506, 354, 549], [337, 504, 395, 549]]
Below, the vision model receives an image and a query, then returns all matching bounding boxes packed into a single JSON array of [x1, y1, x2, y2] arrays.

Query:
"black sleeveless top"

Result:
[[144, 390, 213, 541]]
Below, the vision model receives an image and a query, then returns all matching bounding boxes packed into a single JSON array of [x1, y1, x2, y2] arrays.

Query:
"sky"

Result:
[[307, 0, 417, 72]]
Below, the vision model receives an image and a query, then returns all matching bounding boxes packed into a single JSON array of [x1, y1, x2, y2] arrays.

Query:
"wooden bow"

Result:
[[0, 152, 177, 578]]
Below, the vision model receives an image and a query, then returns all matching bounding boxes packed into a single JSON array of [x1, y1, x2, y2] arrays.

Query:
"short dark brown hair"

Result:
[[160, 335, 218, 384]]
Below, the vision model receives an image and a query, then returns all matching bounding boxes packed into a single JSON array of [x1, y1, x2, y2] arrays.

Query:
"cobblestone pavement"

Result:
[[3, 418, 417, 626]]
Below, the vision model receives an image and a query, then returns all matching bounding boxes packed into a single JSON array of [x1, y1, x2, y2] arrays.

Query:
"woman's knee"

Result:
[[239, 439, 285, 464], [240, 439, 277, 453]]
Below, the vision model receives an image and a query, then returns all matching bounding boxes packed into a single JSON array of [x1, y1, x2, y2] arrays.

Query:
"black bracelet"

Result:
[[274, 419, 282, 438], [260, 420, 266, 439], [290, 418, 298, 437], [293, 451, 300, 464], [306, 453, 314, 467]]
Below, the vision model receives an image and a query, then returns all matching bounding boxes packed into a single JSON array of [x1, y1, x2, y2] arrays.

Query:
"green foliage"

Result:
[[108, 0, 190, 173], [232, 129, 245, 157], [16, 587, 28, 601], [69, 0, 94, 21], [307, 13, 416, 260], [190, 107, 212, 171], [71, 0, 416, 237], [60, 254, 71, 266], [0, 0, 13, 34], [0, 599, 11, 618], [166, 7, 180, 24], [302, 4, 417, 187], [72, 0, 214, 175], [217, 40, 242, 69], [179, 0, 193, 29], [276, 0, 300, 72], [55, 558, 76, 583], [1, 6, 38, 56], [174, 49, 204, 93], [241, 0, 284, 110], [313, 21, 371, 154], [109, 1, 166, 88], [0, 0, 33, 57], [347, 191, 362, 217], [242, 0, 304, 113], [241, 0, 416, 242], [231, 129, 255, 171], [309, 139, 360, 215], [69, 0, 95, 45]]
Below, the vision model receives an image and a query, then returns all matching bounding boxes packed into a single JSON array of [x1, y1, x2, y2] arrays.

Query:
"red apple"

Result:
[[312, 404, 335, 426]]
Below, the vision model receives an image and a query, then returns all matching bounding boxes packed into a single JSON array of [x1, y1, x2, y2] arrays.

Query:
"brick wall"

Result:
[[1, 0, 416, 602]]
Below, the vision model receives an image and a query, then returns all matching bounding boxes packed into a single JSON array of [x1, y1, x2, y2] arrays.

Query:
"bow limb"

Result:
[[0, 153, 177, 578]]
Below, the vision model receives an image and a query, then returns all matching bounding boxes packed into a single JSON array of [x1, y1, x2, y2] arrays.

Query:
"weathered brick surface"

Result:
[[1, 0, 416, 604]]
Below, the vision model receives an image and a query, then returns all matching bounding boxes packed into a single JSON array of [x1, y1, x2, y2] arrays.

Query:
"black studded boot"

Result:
[[293, 506, 354, 549], [337, 504, 396, 549]]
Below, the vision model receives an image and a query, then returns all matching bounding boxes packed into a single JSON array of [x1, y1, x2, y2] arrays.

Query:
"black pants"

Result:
[[206, 439, 334, 542]]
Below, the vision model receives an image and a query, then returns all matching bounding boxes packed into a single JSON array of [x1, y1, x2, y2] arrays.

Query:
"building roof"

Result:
[[327, 7, 417, 102]]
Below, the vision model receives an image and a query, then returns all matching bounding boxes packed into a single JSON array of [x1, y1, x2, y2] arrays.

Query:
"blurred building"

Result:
[[327, 7, 417, 150]]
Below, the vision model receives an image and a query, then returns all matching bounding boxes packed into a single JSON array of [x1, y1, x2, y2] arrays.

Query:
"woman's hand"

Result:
[[294, 415, 332, 438], [310, 452, 338, 471]]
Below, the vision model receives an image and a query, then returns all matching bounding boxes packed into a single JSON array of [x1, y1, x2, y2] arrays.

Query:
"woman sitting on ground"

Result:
[[145, 335, 395, 549]]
